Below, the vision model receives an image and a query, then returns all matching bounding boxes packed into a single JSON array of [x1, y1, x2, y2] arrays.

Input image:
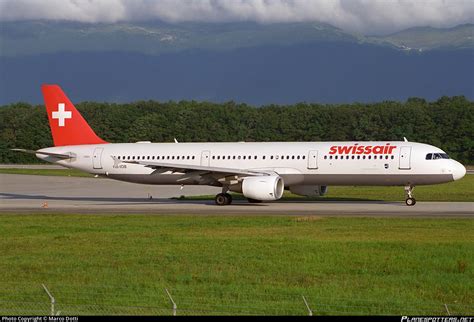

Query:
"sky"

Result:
[[0, 0, 473, 34]]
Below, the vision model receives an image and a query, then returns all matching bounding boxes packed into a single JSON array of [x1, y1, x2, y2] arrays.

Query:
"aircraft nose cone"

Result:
[[452, 161, 466, 181]]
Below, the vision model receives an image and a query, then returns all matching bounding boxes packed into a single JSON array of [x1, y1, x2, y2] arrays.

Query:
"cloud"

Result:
[[1, 0, 473, 34]]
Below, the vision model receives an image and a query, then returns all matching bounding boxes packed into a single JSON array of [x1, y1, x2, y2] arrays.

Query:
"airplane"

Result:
[[13, 84, 466, 206]]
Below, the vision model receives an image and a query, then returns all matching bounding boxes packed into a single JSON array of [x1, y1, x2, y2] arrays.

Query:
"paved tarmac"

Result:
[[1, 173, 473, 216]]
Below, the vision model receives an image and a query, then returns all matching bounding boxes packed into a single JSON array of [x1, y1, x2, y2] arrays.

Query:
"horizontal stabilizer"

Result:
[[11, 148, 72, 159]]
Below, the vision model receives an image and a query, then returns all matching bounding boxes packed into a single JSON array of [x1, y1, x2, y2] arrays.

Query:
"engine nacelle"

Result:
[[289, 185, 328, 197], [241, 175, 284, 201]]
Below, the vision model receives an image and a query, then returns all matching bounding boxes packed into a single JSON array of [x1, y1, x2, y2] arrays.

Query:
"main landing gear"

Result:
[[215, 192, 233, 206], [404, 184, 416, 206]]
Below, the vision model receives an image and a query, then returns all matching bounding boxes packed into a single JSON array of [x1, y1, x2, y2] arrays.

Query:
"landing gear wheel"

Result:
[[215, 193, 232, 206], [247, 198, 262, 204], [404, 184, 416, 206], [224, 193, 233, 205]]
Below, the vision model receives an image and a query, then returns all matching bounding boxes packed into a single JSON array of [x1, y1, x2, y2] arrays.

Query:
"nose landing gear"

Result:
[[404, 185, 416, 206]]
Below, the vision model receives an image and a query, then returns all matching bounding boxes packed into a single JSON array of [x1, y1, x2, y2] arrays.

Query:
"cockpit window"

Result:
[[427, 153, 449, 160]]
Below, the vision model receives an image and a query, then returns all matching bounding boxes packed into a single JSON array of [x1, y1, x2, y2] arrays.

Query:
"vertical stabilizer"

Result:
[[42, 84, 107, 146]]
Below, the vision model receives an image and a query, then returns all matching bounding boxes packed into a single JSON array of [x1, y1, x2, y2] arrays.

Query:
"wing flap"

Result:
[[123, 159, 272, 178]]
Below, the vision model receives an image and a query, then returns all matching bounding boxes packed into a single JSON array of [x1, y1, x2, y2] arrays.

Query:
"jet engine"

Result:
[[240, 175, 285, 201], [289, 185, 328, 197]]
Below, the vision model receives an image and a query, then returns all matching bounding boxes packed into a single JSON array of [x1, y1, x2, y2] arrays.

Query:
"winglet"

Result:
[[42, 84, 107, 146]]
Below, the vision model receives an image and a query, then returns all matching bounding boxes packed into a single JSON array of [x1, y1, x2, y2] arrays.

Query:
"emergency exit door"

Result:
[[200, 150, 210, 166]]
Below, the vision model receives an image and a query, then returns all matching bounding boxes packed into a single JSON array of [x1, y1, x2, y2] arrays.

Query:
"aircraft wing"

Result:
[[122, 159, 275, 184]]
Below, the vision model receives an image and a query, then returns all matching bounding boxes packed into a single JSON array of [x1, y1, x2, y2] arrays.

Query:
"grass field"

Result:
[[0, 214, 472, 315], [1, 168, 473, 201]]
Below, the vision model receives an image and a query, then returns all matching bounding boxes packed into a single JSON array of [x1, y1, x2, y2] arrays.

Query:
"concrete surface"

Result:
[[1, 174, 472, 216]]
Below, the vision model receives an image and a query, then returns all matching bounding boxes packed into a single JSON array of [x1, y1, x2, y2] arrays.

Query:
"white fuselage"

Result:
[[37, 141, 466, 188]]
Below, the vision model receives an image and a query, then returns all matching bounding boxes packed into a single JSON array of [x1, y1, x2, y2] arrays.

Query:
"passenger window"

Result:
[[270, 156, 274, 160], [329, 156, 333, 159], [302, 156, 306, 160], [324, 156, 327, 159], [357, 156, 360, 159], [192, 156, 195, 160], [363, 155, 366, 159], [233, 156, 236, 159], [297, 155, 300, 160], [263, 156, 266, 160]]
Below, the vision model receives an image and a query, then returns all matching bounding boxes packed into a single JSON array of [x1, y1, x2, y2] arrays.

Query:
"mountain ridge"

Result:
[[1, 20, 472, 57]]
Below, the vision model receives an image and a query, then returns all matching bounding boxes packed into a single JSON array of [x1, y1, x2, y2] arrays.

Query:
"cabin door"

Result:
[[307, 150, 319, 169], [398, 146, 412, 170], [93, 147, 104, 169]]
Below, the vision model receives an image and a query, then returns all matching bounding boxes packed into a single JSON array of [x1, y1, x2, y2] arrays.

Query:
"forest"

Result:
[[0, 96, 472, 164]]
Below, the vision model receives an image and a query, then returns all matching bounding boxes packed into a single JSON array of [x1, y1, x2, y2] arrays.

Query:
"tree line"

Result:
[[0, 96, 473, 164]]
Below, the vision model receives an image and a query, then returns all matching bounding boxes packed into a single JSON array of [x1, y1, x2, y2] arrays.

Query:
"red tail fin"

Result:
[[42, 84, 107, 146]]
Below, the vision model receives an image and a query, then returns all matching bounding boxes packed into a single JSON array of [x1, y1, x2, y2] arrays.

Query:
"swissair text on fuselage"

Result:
[[329, 144, 397, 155]]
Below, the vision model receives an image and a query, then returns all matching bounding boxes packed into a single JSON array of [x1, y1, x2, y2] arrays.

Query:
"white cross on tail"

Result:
[[52, 103, 72, 127]]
